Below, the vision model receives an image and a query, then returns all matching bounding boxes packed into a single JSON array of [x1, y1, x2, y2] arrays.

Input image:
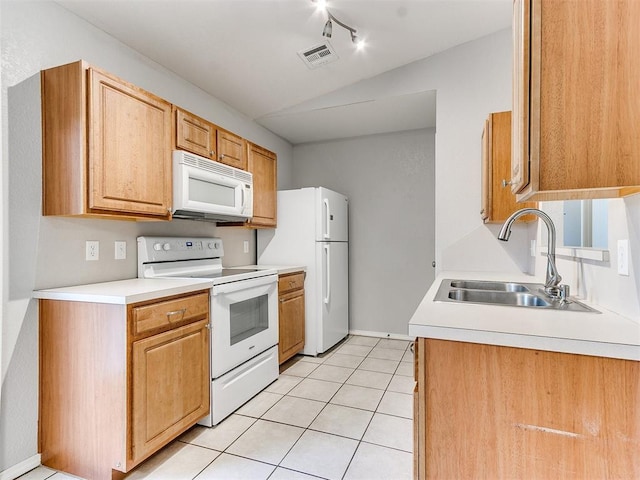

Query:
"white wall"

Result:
[[292, 27, 639, 322], [538, 198, 640, 320], [0, 0, 293, 473], [292, 129, 436, 337], [290, 29, 535, 279]]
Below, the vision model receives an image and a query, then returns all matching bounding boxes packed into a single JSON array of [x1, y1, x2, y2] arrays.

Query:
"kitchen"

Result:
[[1, 0, 639, 479]]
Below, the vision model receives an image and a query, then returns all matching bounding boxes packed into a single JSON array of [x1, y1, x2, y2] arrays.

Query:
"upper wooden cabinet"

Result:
[[246, 142, 277, 228], [217, 129, 247, 170], [481, 111, 536, 223], [42, 61, 172, 220], [174, 107, 247, 170], [175, 107, 216, 159], [512, 0, 640, 201]]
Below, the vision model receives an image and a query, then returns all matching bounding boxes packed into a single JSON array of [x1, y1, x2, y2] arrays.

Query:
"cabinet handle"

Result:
[[166, 308, 186, 322], [280, 299, 285, 303], [209, 150, 215, 157], [501, 179, 513, 188], [219, 153, 225, 160]]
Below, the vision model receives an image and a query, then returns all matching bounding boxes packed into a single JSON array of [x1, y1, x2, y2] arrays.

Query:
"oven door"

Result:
[[210, 274, 278, 377]]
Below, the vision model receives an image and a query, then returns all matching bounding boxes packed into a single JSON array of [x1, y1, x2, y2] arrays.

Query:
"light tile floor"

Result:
[[20, 335, 414, 480]]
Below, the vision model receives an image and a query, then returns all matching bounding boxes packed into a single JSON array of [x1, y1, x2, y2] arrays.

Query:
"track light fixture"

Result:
[[322, 18, 333, 38], [312, 0, 364, 49]]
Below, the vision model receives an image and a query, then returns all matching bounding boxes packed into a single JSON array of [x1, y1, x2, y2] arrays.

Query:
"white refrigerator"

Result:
[[258, 187, 349, 356]]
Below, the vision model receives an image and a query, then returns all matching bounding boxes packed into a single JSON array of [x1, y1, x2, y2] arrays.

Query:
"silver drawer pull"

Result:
[[166, 308, 187, 322]]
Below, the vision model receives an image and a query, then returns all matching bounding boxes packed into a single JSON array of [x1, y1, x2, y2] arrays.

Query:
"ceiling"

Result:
[[56, 0, 512, 144]]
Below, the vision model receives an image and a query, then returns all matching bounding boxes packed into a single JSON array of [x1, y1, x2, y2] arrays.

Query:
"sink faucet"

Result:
[[498, 208, 569, 301]]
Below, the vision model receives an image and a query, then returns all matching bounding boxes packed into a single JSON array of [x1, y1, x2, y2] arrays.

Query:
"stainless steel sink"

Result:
[[449, 280, 529, 292], [434, 279, 599, 313], [447, 289, 551, 307]]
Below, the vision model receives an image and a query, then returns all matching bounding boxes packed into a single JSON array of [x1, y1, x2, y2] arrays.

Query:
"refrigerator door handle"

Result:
[[324, 244, 331, 304], [323, 198, 330, 239]]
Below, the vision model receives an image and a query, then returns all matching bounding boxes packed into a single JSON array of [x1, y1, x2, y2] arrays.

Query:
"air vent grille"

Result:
[[298, 42, 339, 69], [177, 151, 253, 183]]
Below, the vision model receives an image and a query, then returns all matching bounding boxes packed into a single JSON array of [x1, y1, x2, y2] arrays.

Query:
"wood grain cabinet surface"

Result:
[[42, 60, 277, 226], [481, 111, 536, 223], [512, 0, 640, 201], [41, 60, 173, 220], [174, 107, 247, 170], [246, 142, 278, 228], [414, 337, 640, 479], [175, 107, 217, 160], [39, 290, 210, 480], [278, 271, 305, 364]]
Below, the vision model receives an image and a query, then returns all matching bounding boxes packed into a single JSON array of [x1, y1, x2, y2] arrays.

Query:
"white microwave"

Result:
[[172, 150, 253, 222]]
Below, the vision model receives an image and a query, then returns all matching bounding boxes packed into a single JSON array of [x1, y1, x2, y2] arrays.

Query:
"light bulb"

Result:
[[315, 0, 328, 12]]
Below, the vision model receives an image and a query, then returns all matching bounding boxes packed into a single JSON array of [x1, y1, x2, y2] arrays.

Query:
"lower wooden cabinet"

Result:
[[278, 271, 305, 364], [39, 290, 210, 480], [131, 318, 209, 464], [414, 338, 640, 479]]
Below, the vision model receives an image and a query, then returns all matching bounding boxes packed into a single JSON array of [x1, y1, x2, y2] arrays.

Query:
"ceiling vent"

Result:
[[298, 42, 339, 69]]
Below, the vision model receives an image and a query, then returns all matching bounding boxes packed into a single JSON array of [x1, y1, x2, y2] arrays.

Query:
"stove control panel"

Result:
[[137, 236, 224, 264]]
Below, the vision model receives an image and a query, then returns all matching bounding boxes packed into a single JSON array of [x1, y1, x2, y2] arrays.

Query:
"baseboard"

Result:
[[0, 454, 41, 480], [348, 329, 415, 342]]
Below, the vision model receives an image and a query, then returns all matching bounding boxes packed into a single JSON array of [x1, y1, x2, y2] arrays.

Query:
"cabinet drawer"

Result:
[[278, 272, 305, 295], [132, 292, 209, 336]]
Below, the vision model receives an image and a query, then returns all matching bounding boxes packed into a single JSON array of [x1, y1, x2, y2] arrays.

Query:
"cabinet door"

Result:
[[278, 289, 305, 364], [131, 319, 210, 464], [482, 112, 536, 223], [247, 143, 277, 228], [175, 108, 217, 160], [513, 0, 640, 200], [480, 118, 490, 222], [511, 0, 530, 195], [217, 129, 247, 170], [88, 69, 172, 217], [422, 339, 640, 479], [536, 0, 640, 194]]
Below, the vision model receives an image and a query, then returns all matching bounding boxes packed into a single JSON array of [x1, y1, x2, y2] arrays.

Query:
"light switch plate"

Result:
[[115, 241, 126, 260], [617, 239, 629, 276]]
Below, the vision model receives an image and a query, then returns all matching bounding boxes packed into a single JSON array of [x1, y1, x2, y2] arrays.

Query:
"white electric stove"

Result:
[[137, 236, 279, 426]]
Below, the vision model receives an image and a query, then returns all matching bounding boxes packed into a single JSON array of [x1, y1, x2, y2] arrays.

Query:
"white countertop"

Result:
[[233, 265, 306, 276], [408, 271, 640, 361], [33, 278, 213, 305]]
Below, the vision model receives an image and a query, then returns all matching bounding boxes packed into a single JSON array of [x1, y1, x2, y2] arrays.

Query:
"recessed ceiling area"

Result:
[[55, 0, 512, 144], [259, 90, 437, 145]]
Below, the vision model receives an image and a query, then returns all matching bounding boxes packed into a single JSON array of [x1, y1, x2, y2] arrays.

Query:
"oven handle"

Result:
[[211, 274, 277, 295]]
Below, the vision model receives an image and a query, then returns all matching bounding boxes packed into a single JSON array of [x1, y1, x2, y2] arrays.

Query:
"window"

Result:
[[562, 199, 608, 248]]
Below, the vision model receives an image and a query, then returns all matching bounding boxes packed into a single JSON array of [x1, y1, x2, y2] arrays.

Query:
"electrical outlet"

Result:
[[86, 241, 99, 261], [617, 239, 629, 276], [115, 241, 126, 260], [243, 240, 249, 254], [530, 239, 537, 257]]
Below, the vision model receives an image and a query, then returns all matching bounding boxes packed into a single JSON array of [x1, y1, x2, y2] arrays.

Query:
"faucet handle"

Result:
[[558, 284, 570, 302]]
